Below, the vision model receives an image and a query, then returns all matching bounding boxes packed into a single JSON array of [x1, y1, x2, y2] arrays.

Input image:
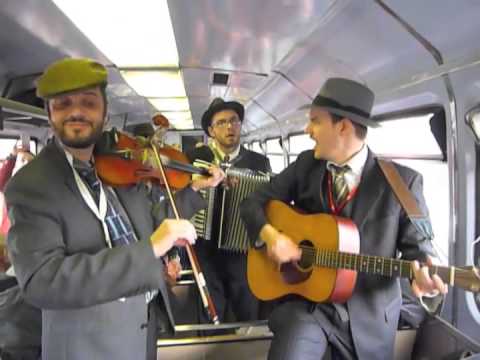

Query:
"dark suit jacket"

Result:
[[240, 149, 435, 360], [5, 140, 204, 360]]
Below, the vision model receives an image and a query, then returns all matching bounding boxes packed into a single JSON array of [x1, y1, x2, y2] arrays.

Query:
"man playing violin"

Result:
[[240, 78, 447, 360], [4, 58, 224, 360]]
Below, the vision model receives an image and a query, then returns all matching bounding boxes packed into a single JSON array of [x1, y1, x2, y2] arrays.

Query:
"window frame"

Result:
[[368, 105, 445, 161], [263, 136, 287, 173], [370, 106, 449, 265]]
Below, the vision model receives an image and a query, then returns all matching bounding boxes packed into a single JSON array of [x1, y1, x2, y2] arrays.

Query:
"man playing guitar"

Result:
[[240, 78, 447, 360]]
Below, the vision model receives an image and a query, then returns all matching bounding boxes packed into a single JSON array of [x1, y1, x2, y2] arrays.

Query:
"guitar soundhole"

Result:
[[280, 239, 314, 285]]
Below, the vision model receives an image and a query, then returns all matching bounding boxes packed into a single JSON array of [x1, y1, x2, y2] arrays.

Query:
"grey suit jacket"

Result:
[[240, 149, 435, 360], [5, 140, 205, 360]]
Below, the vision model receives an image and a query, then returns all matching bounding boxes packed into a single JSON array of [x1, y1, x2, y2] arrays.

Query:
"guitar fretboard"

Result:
[[301, 247, 453, 283]]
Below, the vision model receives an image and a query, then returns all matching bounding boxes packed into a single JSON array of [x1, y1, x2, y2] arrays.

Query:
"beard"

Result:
[[218, 134, 240, 150], [52, 116, 104, 149]]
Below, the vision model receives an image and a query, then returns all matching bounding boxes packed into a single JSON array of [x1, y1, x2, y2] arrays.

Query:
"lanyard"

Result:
[[327, 172, 357, 215], [70, 165, 112, 248]]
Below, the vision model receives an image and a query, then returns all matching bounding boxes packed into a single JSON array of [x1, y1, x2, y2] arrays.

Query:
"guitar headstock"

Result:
[[456, 266, 480, 292]]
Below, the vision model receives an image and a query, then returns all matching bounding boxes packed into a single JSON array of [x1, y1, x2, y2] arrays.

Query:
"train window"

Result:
[[289, 133, 315, 154], [369, 113, 449, 262], [288, 133, 315, 164], [268, 155, 286, 174], [265, 138, 283, 153], [264, 138, 286, 173], [368, 115, 443, 158], [0, 137, 37, 159], [394, 159, 449, 261], [251, 141, 264, 154]]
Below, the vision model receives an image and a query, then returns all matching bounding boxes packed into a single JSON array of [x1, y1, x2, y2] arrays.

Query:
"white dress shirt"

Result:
[[326, 144, 368, 192]]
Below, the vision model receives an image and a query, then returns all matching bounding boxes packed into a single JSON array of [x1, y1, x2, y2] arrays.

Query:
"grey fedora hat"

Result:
[[302, 78, 378, 128]]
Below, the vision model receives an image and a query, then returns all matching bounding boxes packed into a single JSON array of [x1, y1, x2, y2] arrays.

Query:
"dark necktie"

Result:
[[326, 164, 352, 322], [76, 165, 136, 247]]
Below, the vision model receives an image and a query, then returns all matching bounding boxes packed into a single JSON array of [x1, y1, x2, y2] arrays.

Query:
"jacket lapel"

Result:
[[316, 163, 328, 211], [232, 146, 247, 165], [64, 170, 80, 198], [302, 157, 327, 212], [44, 140, 83, 198], [350, 150, 387, 232]]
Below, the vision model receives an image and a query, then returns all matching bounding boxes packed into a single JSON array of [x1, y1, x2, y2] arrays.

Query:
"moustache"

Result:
[[63, 116, 91, 125]]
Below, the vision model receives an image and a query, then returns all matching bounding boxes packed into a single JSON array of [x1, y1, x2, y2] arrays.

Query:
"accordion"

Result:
[[191, 167, 271, 253]]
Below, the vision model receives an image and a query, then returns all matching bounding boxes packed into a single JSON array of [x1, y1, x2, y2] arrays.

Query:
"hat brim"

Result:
[[201, 101, 244, 136], [298, 103, 379, 128]]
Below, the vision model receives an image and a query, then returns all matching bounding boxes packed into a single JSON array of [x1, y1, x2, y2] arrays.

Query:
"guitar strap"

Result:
[[377, 159, 434, 241], [378, 159, 449, 318]]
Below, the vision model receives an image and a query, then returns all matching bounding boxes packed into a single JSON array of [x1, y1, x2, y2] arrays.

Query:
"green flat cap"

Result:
[[36, 58, 108, 99]]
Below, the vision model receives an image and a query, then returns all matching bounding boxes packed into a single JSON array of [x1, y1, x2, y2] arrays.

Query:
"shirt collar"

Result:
[[327, 144, 368, 177], [56, 138, 95, 170], [210, 140, 241, 161]]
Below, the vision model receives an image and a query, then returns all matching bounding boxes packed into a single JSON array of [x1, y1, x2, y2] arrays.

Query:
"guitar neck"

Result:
[[311, 248, 454, 285]]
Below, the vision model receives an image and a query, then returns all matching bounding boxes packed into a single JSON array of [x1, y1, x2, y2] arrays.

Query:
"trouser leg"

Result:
[[225, 253, 259, 321], [267, 300, 356, 360], [267, 301, 328, 360]]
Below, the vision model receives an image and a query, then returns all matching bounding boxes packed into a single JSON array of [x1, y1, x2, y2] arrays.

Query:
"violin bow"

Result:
[[150, 144, 220, 325]]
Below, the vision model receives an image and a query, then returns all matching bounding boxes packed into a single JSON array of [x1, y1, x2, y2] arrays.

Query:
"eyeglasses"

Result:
[[211, 118, 241, 128]]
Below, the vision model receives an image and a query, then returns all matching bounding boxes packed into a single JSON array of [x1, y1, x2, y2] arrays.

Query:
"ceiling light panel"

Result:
[[121, 71, 187, 97], [52, 0, 179, 67], [148, 97, 190, 112], [161, 111, 193, 129]]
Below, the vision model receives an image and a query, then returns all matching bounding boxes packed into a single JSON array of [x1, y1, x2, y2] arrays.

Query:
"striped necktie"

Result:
[[330, 164, 350, 205]]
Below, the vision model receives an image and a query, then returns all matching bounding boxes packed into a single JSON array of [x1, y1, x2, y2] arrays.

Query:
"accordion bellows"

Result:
[[191, 167, 271, 253]]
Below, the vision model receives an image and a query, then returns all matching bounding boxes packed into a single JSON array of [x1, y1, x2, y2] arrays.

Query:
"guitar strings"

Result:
[[295, 245, 472, 276]]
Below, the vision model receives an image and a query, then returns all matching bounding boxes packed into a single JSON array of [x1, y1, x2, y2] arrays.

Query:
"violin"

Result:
[[94, 128, 208, 188], [94, 126, 220, 324]]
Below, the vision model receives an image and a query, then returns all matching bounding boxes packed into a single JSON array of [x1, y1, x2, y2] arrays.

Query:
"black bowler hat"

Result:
[[201, 98, 245, 136], [302, 78, 378, 128]]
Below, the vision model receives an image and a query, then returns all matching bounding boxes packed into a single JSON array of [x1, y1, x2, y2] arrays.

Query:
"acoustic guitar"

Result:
[[247, 200, 480, 302]]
